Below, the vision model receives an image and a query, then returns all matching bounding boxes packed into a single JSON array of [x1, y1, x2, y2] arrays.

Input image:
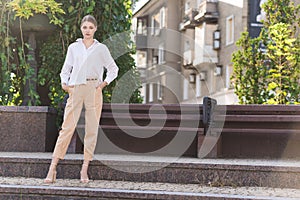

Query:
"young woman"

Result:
[[44, 15, 119, 183]]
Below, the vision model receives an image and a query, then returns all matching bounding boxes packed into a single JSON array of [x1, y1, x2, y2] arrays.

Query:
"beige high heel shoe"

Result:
[[80, 162, 89, 183], [44, 163, 57, 184]]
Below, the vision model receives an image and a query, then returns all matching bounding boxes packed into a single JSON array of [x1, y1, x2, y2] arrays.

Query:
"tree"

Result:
[[231, 0, 300, 104]]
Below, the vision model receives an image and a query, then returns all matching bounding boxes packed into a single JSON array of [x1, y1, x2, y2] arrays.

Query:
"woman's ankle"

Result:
[[49, 157, 59, 170], [82, 160, 90, 167], [80, 160, 90, 182]]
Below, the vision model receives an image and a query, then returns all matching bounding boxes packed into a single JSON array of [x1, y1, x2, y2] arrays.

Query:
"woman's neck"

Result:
[[83, 38, 94, 49]]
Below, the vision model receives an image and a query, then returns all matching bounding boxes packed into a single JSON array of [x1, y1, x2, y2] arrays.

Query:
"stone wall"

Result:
[[0, 106, 58, 152]]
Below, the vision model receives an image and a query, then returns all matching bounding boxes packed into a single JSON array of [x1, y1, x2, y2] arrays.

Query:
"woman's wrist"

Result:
[[100, 81, 108, 89], [61, 83, 68, 92]]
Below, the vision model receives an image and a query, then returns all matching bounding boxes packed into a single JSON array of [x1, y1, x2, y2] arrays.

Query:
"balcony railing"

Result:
[[136, 34, 148, 50]]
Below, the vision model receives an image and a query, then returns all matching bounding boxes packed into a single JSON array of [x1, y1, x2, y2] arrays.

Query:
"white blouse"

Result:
[[60, 38, 119, 86]]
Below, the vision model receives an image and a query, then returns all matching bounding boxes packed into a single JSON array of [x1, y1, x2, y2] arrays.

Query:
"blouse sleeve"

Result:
[[60, 46, 73, 85], [103, 45, 119, 85]]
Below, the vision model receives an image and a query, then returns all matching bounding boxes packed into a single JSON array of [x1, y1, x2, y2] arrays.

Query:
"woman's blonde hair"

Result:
[[81, 15, 97, 27]]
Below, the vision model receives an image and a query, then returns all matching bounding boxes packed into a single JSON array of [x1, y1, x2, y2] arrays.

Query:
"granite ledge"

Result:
[[0, 106, 57, 114]]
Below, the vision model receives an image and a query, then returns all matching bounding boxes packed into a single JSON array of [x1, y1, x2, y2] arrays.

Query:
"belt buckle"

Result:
[[87, 78, 97, 81]]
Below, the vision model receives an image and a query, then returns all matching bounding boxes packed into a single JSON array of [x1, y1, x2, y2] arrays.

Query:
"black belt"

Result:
[[86, 78, 98, 81]]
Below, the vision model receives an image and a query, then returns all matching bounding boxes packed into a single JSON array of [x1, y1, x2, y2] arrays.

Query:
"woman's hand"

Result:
[[62, 83, 69, 92], [97, 81, 108, 90]]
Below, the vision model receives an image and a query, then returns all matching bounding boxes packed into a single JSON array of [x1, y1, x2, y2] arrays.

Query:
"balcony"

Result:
[[194, 0, 219, 23], [182, 9, 199, 29], [193, 44, 218, 66]]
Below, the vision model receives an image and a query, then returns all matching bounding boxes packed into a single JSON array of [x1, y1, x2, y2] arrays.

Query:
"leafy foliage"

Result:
[[231, 31, 269, 104], [0, 0, 142, 107], [231, 0, 300, 104], [0, 0, 64, 105], [8, 0, 64, 25], [0, 0, 14, 105]]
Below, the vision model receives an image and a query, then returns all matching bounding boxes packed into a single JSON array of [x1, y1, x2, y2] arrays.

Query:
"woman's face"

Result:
[[81, 21, 97, 39]]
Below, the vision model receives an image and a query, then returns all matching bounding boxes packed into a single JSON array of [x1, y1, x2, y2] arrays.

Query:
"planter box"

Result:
[[0, 106, 58, 152]]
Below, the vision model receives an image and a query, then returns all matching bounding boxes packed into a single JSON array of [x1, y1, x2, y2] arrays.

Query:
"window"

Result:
[[213, 30, 221, 50], [151, 12, 161, 36], [152, 49, 158, 65], [183, 41, 192, 66], [157, 81, 163, 100], [185, 1, 191, 14], [158, 43, 165, 64], [137, 17, 147, 36], [137, 19, 143, 34], [183, 78, 189, 100], [149, 83, 153, 102], [196, 74, 201, 97], [142, 83, 147, 103], [226, 15, 234, 45], [151, 16, 155, 35], [184, 40, 190, 51], [160, 7, 166, 28], [136, 51, 147, 67]]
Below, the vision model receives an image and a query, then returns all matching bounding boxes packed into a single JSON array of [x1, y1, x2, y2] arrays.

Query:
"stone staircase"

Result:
[[1, 100, 300, 199], [0, 152, 300, 199]]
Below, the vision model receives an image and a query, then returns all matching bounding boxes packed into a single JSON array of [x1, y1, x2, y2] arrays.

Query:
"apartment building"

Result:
[[132, 0, 298, 104], [133, 0, 182, 103]]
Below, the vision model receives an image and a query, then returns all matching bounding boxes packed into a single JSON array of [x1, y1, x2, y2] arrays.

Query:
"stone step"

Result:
[[0, 152, 300, 189], [0, 177, 300, 200]]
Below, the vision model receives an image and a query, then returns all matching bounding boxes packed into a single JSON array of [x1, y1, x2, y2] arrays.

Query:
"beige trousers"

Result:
[[53, 80, 103, 161]]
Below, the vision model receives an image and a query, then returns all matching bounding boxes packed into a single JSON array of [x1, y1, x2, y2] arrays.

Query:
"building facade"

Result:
[[133, 0, 182, 104], [133, 0, 299, 105]]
